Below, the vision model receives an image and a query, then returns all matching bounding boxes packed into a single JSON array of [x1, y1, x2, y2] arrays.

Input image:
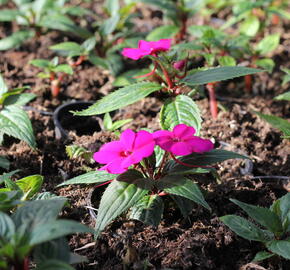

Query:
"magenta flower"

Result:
[[93, 129, 155, 174], [153, 124, 214, 156], [173, 60, 186, 71], [122, 39, 171, 60]]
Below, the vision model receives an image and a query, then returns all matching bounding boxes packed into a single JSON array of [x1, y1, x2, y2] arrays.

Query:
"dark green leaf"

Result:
[[30, 220, 93, 245], [3, 93, 36, 106], [182, 66, 261, 86], [255, 112, 290, 138], [160, 95, 202, 134], [50, 42, 83, 54], [94, 178, 151, 238], [267, 240, 290, 260], [157, 176, 210, 210], [73, 82, 162, 116], [0, 105, 36, 149], [170, 194, 195, 218], [230, 199, 283, 234], [30, 59, 51, 69], [57, 171, 116, 187], [0, 156, 9, 170], [252, 251, 274, 262], [146, 25, 179, 41], [220, 215, 271, 242], [130, 194, 163, 227], [0, 212, 15, 239]]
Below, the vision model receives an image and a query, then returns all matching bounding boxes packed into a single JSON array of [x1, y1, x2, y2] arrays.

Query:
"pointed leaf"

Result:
[[16, 175, 44, 199], [240, 16, 260, 37], [57, 171, 116, 187], [94, 178, 151, 238], [252, 251, 274, 262], [182, 67, 261, 86], [0, 105, 36, 148], [230, 199, 283, 234], [267, 240, 290, 260], [256, 34, 280, 55], [157, 175, 210, 210], [160, 95, 202, 134], [50, 42, 83, 54], [0, 212, 15, 239], [220, 215, 271, 242], [30, 220, 93, 245], [30, 59, 51, 69], [0, 30, 34, 51], [73, 82, 162, 116], [130, 194, 164, 227], [146, 25, 179, 41], [3, 93, 36, 106]]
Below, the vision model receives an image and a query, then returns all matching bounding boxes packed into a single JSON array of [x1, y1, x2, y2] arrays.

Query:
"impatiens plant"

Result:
[[58, 124, 248, 238], [0, 74, 36, 149], [220, 193, 290, 262], [0, 0, 91, 50], [0, 198, 93, 269], [30, 57, 73, 97], [73, 38, 260, 125]]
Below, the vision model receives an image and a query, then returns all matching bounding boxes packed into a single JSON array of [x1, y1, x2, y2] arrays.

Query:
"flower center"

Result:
[[172, 137, 181, 142], [120, 150, 132, 157]]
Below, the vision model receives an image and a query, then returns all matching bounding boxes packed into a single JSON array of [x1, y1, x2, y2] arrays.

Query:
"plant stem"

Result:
[[70, 55, 86, 67], [51, 79, 60, 98], [244, 74, 252, 93], [271, 14, 280, 25], [155, 152, 168, 179], [134, 62, 158, 79], [95, 180, 113, 189], [206, 82, 218, 119], [158, 62, 174, 89]]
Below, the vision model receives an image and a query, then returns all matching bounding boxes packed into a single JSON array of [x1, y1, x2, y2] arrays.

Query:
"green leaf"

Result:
[[110, 119, 132, 131], [252, 251, 274, 262], [256, 34, 280, 55], [0, 9, 21, 21], [0, 30, 34, 51], [0, 74, 8, 96], [65, 145, 93, 163], [0, 156, 9, 170], [30, 59, 51, 69], [220, 215, 271, 242], [230, 199, 283, 234], [73, 82, 162, 116], [165, 149, 248, 173], [170, 194, 195, 218], [81, 37, 96, 52], [103, 112, 113, 130], [278, 193, 290, 222], [50, 42, 83, 54], [16, 175, 44, 200], [267, 240, 290, 260], [255, 59, 275, 73], [57, 171, 116, 187], [255, 112, 290, 139], [160, 95, 202, 134], [94, 178, 151, 238], [157, 176, 210, 210], [146, 25, 179, 41], [30, 220, 93, 245], [240, 16, 260, 37], [12, 199, 67, 229], [0, 87, 28, 105], [105, 0, 120, 16], [217, 56, 236, 67], [100, 15, 120, 36], [0, 170, 19, 185], [0, 212, 15, 239], [53, 64, 73, 75], [130, 194, 163, 227], [35, 259, 74, 270], [3, 93, 36, 106], [0, 105, 36, 149], [182, 66, 261, 86], [275, 91, 290, 101]]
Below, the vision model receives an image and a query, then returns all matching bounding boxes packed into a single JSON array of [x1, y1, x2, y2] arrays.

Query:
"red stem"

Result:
[[158, 62, 174, 89], [244, 74, 252, 93], [206, 82, 218, 119], [134, 62, 158, 79], [170, 153, 212, 168], [271, 14, 280, 25], [70, 55, 86, 67], [95, 180, 113, 189]]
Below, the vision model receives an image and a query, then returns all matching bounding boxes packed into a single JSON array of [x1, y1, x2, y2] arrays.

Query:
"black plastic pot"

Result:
[[53, 101, 101, 139]]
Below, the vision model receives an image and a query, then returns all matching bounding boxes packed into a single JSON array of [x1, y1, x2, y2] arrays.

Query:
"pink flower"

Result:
[[122, 39, 171, 60], [173, 60, 186, 71], [93, 129, 155, 174], [153, 124, 214, 156]]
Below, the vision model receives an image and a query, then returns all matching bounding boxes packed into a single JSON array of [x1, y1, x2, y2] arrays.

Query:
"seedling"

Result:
[[220, 193, 290, 262], [0, 0, 91, 50], [102, 112, 132, 133], [0, 74, 36, 148], [30, 57, 73, 97]]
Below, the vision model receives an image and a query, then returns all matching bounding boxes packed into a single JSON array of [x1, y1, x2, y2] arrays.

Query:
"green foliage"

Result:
[[255, 34, 280, 55], [220, 193, 290, 261], [275, 91, 290, 101], [160, 95, 202, 134], [103, 112, 132, 132], [65, 145, 93, 163], [0, 157, 9, 170], [73, 82, 162, 116]]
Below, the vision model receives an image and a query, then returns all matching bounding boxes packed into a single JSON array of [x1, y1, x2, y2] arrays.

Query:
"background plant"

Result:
[[220, 193, 290, 262]]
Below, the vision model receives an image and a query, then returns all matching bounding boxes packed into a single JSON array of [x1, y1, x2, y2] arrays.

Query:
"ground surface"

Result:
[[0, 1, 290, 269]]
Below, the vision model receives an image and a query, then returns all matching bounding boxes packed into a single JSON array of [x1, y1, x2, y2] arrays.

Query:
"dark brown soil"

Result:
[[0, 2, 290, 270]]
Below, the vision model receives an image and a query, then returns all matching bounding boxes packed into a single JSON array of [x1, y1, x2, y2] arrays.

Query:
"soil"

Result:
[[0, 2, 290, 270]]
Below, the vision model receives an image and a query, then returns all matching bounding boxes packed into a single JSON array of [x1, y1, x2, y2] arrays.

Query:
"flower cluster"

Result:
[[93, 124, 213, 174]]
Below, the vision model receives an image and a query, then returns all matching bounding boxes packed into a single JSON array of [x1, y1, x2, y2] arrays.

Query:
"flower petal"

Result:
[[133, 130, 155, 158], [121, 48, 147, 60], [120, 129, 136, 151], [187, 137, 214, 153], [93, 141, 124, 163], [170, 141, 193, 156], [99, 158, 128, 174], [173, 124, 196, 139], [153, 39, 171, 51]]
